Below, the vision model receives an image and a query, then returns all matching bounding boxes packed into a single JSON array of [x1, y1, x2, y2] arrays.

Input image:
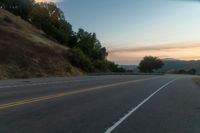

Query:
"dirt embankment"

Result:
[[0, 9, 82, 79]]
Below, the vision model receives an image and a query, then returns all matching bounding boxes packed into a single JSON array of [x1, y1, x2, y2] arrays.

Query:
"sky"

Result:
[[36, 0, 200, 65]]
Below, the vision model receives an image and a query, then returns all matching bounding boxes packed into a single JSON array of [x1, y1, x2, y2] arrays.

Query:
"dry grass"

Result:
[[0, 9, 82, 79], [193, 77, 200, 86]]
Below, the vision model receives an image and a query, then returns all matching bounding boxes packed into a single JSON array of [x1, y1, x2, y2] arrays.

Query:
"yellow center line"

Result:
[[0, 77, 161, 110]]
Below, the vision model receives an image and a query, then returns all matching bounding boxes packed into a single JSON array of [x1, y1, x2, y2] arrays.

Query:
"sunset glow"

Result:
[[108, 43, 200, 64], [58, 0, 200, 64], [35, 0, 62, 3]]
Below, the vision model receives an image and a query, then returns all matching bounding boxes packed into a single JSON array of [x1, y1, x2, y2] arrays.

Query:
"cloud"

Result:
[[107, 42, 200, 65], [108, 42, 200, 53], [35, 0, 63, 3]]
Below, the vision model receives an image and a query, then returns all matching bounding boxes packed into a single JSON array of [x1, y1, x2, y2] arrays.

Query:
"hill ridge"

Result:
[[0, 9, 82, 79]]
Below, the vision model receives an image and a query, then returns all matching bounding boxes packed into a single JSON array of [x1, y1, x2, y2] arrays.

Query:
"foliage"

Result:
[[0, 0, 34, 20], [172, 68, 196, 75], [29, 2, 73, 45], [93, 60, 109, 72], [107, 61, 126, 72], [138, 56, 164, 73], [66, 48, 94, 72], [76, 29, 108, 60], [187, 68, 196, 75], [1, 0, 123, 73]]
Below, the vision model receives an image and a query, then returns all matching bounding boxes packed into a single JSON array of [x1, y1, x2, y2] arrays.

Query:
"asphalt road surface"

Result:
[[0, 74, 200, 133]]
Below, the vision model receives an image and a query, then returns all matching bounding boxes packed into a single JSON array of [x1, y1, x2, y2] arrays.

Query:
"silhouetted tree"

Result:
[[178, 69, 186, 74], [107, 61, 126, 72], [138, 56, 164, 73], [187, 68, 196, 75], [76, 29, 108, 60], [0, 0, 34, 20]]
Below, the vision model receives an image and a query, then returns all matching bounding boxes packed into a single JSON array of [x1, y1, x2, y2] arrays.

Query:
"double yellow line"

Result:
[[0, 77, 160, 110]]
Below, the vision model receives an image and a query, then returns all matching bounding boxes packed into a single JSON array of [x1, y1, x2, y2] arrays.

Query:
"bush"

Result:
[[107, 61, 126, 72], [187, 68, 196, 75], [93, 60, 109, 72], [138, 56, 164, 73], [66, 48, 94, 72], [173, 68, 196, 75]]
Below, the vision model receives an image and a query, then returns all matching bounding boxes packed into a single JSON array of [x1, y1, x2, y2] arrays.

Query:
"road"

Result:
[[0, 74, 200, 133]]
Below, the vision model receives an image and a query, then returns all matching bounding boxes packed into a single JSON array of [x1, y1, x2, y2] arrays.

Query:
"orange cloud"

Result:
[[108, 42, 200, 64]]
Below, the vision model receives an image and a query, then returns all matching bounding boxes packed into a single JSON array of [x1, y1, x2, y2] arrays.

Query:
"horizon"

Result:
[[121, 58, 200, 66], [1, 1, 200, 132], [36, 0, 200, 65]]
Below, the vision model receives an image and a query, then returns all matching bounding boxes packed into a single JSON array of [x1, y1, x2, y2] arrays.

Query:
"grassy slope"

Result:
[[0, 9, 82, 79], [158, 59, 200, 74]]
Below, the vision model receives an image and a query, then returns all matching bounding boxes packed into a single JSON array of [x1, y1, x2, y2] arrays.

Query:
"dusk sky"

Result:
[[37, 0, 200, 64]]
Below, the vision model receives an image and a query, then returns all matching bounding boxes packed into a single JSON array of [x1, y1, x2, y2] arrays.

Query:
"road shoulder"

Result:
[[193, 77, 200, 86]]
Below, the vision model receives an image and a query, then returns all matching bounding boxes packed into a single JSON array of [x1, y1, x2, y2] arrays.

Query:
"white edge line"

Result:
[[104, 79, 177, 133]]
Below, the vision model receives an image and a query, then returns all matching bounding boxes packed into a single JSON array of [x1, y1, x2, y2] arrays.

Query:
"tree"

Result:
[[138, 56, 164, 73], [29, 2, 73, 45], [0, 0, 122, 73], [76, 29, 108, 60], [0, 0, 34, 20], [187, 68, 196, 75], [107, 61, 126, 72], [66, 48, 94, 72], [178, 69, 186, 74]]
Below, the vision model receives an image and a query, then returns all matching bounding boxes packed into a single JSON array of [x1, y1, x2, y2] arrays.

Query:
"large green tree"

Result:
[[138, 56, 164, 73], [76, 29, 108, 60]]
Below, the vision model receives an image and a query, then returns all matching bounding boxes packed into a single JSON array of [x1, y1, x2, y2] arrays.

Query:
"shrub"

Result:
[[187, 68, 196, 75], [66, 48, 94, 72], [107, 61, 126, 72], [93, 60, 109, 72], [138, 56, 164, 73]]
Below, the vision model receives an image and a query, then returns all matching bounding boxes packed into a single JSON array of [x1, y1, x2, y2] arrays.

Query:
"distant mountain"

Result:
[[158, 59, 200, 74], [120, 59, 200, 74]]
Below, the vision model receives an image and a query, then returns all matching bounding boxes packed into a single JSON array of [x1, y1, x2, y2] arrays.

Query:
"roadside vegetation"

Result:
[[0, 0, 125, 79], [0, 8, 84, 79], [138, 56, 164, 73], [170, 69, 197, 75], [193, 78, 200, 86]]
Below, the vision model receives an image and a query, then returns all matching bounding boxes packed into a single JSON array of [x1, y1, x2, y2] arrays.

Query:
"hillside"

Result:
[[119, 59, 200, 74], [0, 9, 82, 79], [158, 59, 200, 74]]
